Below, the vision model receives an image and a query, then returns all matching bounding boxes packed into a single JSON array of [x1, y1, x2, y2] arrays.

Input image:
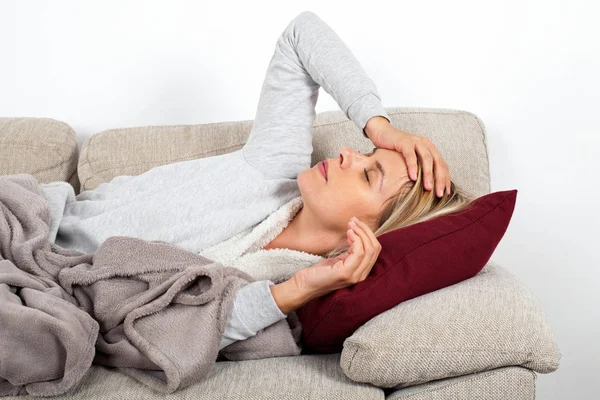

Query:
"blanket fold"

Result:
[[0, 174, 301, 397]]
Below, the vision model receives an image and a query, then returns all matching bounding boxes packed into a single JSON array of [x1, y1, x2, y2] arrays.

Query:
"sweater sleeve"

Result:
[[242, 11, 391, 180], [39, 181, 76, 244], [219, 280, 287, 350]]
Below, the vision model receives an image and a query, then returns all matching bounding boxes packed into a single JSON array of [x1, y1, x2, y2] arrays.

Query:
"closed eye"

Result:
[[363, 148, 376, 184]]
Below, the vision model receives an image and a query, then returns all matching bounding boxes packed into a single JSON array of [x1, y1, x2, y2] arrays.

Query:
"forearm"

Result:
[[281, 11, 390, 136], [219, 280, 290, 350]]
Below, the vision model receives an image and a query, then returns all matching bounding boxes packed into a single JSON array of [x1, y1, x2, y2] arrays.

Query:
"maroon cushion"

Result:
[[297, 189, 518, 354]]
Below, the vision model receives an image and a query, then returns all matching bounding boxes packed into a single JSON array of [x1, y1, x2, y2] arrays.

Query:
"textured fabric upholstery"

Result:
[[0, 117, 80, 192], [0, 357, 537, 400], [0, 108, 559, 398], [77, 107, 491, 197], [340, 260, 561, 388], [1, 354, 383, 400], [386, 366, 536, 400]]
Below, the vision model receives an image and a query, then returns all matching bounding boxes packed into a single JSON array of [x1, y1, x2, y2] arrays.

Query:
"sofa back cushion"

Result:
[[78, 107, 491, 197], [0, 118, 80, 192]]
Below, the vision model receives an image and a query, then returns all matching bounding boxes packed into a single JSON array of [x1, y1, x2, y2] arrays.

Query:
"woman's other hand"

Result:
[[290, 216, 381, 300], [365, 116, 452, 198]]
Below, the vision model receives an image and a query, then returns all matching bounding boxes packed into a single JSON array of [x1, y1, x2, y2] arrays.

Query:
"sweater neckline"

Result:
[[197, 195, 326, 267], [245, 195, 305, 256], [251, 196, 327, 261]]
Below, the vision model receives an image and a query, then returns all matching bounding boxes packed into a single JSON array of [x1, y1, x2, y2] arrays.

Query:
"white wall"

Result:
[[1, 0, 597, 398]]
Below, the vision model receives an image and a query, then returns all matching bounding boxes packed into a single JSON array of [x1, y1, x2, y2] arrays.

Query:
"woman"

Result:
[[41, 11, 473, 351]]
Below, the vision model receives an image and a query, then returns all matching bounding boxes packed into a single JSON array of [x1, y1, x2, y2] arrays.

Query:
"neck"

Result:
[[262, 207, 343, 256]]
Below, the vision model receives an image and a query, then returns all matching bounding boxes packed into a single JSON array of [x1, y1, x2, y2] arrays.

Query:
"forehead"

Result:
[[370, 147, 409, 190], [366, 147, 407, 166], [377, 147, 407, 165]]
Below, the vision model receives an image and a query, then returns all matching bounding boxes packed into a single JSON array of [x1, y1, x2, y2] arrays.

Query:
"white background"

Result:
[[1, 1, 598, 398]]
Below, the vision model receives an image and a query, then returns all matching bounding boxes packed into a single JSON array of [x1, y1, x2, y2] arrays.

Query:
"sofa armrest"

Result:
[[0, 117, 80, 193], [339, 260, 561, 388]]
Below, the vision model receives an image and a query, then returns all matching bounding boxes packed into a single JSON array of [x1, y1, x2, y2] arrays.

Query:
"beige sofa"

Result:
[[0, 107, 561, 399]]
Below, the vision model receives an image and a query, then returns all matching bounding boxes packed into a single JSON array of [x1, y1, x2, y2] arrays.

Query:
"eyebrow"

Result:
[[370, 147, 385, 193]]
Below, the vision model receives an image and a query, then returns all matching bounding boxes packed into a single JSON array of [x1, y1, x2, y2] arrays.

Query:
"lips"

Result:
[[318, 160, 328, 181]]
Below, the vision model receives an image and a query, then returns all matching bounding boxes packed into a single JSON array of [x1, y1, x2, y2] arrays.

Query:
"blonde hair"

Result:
[[321, 157, 477, 259]]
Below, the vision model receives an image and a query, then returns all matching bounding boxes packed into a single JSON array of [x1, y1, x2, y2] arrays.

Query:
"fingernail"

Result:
[[352, 216, 358, 222]]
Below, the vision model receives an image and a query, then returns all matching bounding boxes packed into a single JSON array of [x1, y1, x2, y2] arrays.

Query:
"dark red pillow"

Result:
[[297, 189, 518, 354]]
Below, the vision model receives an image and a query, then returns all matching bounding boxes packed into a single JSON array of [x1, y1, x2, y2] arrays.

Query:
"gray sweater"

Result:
[[41, 11, 390, 351]]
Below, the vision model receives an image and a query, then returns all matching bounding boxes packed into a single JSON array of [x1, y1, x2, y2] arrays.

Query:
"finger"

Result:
[[421, 139, 451, 197], [347, 227, 355, 243], [341, 231, 363, 280], [425, 146, 449, 198], [348, 220, 376, 279], [350, 218, 376, 249], [415, 141, 434, 191], [334, 252, 350, 264], [348, 223, 365, 257], [396, 141, 418, 182], [350, 218, 380, 280], [444, 171, 451, 197], [434, 160, 449, 197], [347, 219, 360, 244], [347, 228, 363, 255], [346, 227, 357, 254], [331, 251, 351, 271]]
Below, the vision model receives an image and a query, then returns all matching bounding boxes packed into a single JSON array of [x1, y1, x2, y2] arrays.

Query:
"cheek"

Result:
[[333, 185, 369, 211]]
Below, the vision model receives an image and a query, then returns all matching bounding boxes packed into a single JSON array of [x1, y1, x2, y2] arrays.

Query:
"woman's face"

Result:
[[297, 146, 410, 233]]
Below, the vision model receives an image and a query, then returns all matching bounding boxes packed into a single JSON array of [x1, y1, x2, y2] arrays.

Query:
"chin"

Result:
[[296, 168, 310, 196], [296, 168, 320, 211]]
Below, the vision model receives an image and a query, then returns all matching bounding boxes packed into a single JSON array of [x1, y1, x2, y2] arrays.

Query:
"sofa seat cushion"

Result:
[[386, 366, 536, 400], [0, 118, 80, 192], [340, 261, 561, 388], [0, 354, 383, 399]]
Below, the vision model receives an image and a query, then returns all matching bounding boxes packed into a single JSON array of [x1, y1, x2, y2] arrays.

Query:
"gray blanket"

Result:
[[0, 174, 302, 397]]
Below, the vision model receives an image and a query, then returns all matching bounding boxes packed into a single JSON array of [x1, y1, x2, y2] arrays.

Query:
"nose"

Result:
[[338, 146, 366, 169]]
